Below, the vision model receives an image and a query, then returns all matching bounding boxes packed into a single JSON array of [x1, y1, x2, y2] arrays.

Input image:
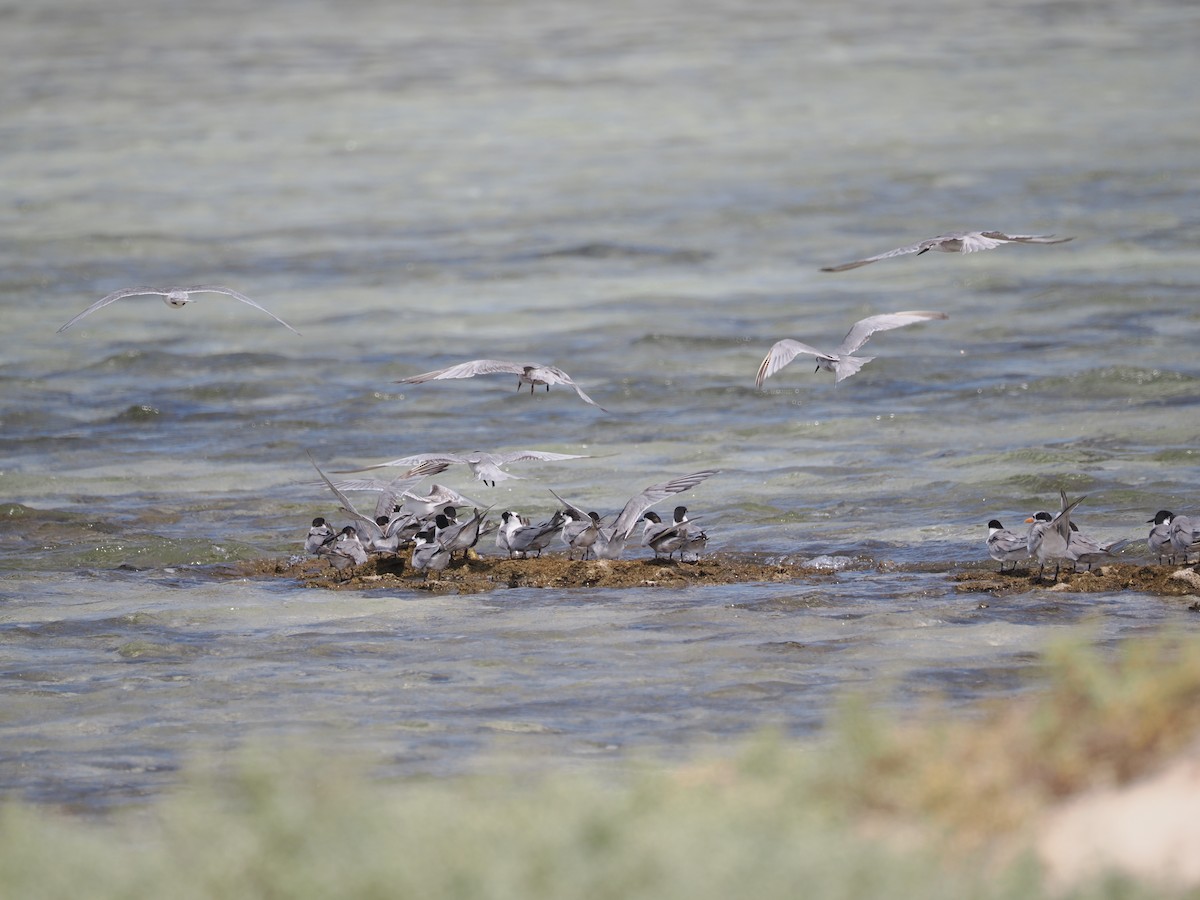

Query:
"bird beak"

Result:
[[1024, 517, 1035, 524]]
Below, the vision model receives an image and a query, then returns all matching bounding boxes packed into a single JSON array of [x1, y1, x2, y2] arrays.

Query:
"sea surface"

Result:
[[2, 0, 1199, 811]]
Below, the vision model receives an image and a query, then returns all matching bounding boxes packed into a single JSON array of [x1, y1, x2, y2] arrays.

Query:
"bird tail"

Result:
[[833, 355, 875, 383]]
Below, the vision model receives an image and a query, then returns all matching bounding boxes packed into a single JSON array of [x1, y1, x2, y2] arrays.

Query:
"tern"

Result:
[[558, 508, 603, 560], [1169, 513, 1200, 563], [319, 525, 368, 574], [1147, 510, 1176, 563], [756, 310, 947, 386], [1066, 522, 1131, 571], [398, 484, 482, 521], [1025, 491, 1086, 582], [410, 529, 451, 577], [307, 452, 439, 552], [396, 359, 607, 411], [986, 519, 1028, 572], [820, 231, 1073, 272], [642, 506, 697, 559], [343, 450, 590, 487], [552, 470, 719, 560], [57, 285, 301, 334], [304, 517, 337, 555]]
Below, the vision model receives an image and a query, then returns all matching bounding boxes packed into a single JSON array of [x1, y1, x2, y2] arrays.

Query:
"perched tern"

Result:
[[320, 525, 368, 573], [1025, 491, 1086, 582], [1147, 510, 1176, 563], [642, 507, 696, 559], [304, 517, 336, 555], [433, 508, 493, 558], [985, 519, 1028, 572], [1066, 522, 1130, 571], [344, 450, 590, 487], [820, 231, 1074, 272], [504, 511, 566, 558], [57, 285, 301, 334], [496, 511, 529, 558], [308, 452, 435, 552], [410, 529, 451, 576], [1169, 513, 1200, 563], [396, 359, 607, 411], [587, 470, 719, 560], [756, 310, 947, 386], [559, 509, 603, 560]]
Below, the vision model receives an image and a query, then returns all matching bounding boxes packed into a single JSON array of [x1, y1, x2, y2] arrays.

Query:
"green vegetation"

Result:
[[3, 635, 1199, 899]]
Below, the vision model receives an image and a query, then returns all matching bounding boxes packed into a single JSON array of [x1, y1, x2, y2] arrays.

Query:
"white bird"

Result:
[[496, 511, 529, 557], [57, 285, 301, 334], [343, 450, 590, 487], [1025, 491, 1086, 582], [396, 359, 607, 411], [820, 231, 1074, 272], [304, 517, 336, 555], [398, 484, 482, 521], [756, 310, 947, 386], [986, 519, 1028, 572]]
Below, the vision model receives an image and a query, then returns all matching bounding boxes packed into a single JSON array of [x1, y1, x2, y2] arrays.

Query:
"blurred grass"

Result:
[[3, 634, 1199, 899]]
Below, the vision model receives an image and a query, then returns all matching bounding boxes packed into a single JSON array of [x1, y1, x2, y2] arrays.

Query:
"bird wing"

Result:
[[306, 451, 383, 540], [819, 238, 940, 272], [337, 453, 465, 473], [978, 232, 1073, 245], [538, 366, 607, 411], [610, 470, 719, 541], [497, 450, 591, 464], [837, 310, 948, 355], [396, 359, 523, 384], [755, 340, 831, 387], [548, 488, 590, 521], [184, 285, 301, 334], [56, 286, 165, 333]]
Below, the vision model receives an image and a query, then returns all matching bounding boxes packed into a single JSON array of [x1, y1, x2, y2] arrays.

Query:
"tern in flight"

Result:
[[755, 310, 947, 386], [820, 231, 1073, 272], [57, 285, 300, 334]]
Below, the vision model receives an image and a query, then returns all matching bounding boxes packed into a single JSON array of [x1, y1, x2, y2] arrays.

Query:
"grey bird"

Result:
[[641, 507, 697, 560], [1066, 522, 1131, 571], [410, 529, 451, 577], [1169, 514, 1200, 564], [755, 311, 947, 386], [396, 359, 607, 411], [1025, 491, 1086, 582], [57, 285, 301, 334], [504, 510, 566, 559], [593, 470, 719, 560], [1146, 510, 1176, 563], [320, 525, 368, 574], [433, 508, 493, 559], [343, 449, 590, 487], [820, 231, 1073, 272], [559, 509, 603, 560], [986, 519, 1028, 572], [308, 451, 438, 553], [304, 517, 337, 555]]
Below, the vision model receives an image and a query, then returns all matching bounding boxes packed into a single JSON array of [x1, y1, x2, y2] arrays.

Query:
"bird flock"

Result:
[[58, 229, 1189, 583]]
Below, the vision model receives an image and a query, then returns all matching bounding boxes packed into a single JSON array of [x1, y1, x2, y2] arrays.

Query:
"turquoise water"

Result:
[[2, 0, 1199, 809]]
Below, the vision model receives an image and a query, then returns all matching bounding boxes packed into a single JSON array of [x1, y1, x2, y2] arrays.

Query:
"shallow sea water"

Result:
[[2, 0, 1199, 809]]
